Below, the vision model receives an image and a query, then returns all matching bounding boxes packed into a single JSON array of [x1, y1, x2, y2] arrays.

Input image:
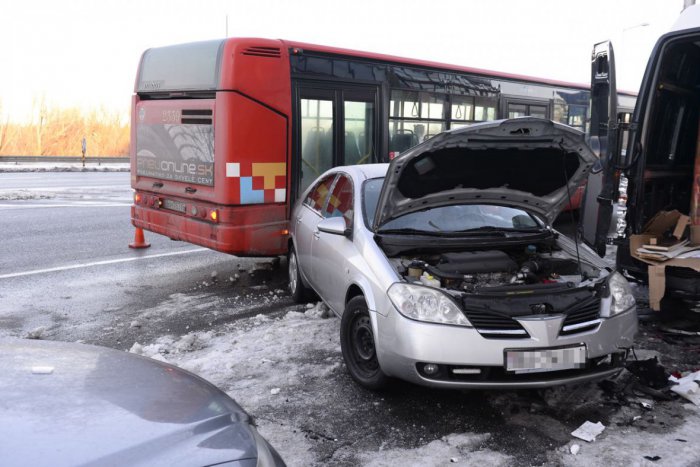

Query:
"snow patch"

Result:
[[357, 433, 510, 466]]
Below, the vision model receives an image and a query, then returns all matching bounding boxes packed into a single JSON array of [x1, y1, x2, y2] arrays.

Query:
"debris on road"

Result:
[[271, 388, 281, 395], [569, 444, 580, 455], [669, 370, 700, 406], [25, 326, 46, 339], [571, 421, 606, 442]]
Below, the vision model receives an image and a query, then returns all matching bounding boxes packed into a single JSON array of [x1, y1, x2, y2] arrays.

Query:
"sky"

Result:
[[0, 0, 685, 123]]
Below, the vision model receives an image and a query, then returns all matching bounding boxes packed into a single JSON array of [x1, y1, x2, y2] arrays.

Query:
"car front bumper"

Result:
[[375, 306, 637, 389]]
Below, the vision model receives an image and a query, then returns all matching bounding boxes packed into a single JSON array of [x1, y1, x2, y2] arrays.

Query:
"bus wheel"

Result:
[[288, 246, 311, 303], [340, 296, 388, 390]]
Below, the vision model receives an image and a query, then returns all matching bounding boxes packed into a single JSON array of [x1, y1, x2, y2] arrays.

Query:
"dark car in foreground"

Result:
[[288, 118, 637, 390], [0, 338, 285, 467]]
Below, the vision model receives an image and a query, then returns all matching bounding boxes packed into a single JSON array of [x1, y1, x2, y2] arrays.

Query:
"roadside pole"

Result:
[[81, 137, 87, 168]]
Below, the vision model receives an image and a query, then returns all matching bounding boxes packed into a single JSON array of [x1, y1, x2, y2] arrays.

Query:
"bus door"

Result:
[[503, 98, 550, 119], [580, 41, 619, 257], [293, 84, 378, 198]]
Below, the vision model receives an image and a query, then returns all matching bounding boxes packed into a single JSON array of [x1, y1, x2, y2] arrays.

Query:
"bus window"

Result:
[[344, 100, 374, 165], [474, 97, 497, 121], [390, 90, 447, 154], [553, 102, 568, 125], [568, 104, 587, 130], [507, 102, 548, 119], [451, 96, 474, 124], [301, 98, 334, 192]]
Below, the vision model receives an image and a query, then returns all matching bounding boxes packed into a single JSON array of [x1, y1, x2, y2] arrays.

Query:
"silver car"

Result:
[[288, 118, 637, 390]]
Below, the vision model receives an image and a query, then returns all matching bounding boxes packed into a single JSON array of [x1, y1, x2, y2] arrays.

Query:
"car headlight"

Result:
[[606, 271, 636, 316], [388, 283, 471, 326]]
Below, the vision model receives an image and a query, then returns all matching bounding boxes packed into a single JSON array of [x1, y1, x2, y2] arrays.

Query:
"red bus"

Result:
[[130, 38, 636, 256]]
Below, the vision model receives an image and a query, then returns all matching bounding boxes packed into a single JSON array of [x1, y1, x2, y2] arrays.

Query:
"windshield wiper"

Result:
[[376, 228, 444, 236], [453, 226, 544, 234]]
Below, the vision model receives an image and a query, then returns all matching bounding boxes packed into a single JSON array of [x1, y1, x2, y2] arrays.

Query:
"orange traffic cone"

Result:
[[129, 227, 151, 249]]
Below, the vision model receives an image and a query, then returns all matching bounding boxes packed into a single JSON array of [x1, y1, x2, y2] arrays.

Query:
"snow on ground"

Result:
[[126, 303, 700, 466], [0, 162, 129, 172], [0, 190, 55, 200]]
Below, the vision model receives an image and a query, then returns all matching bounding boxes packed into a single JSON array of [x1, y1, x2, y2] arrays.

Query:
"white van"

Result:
[[581, 5, 700, 312]]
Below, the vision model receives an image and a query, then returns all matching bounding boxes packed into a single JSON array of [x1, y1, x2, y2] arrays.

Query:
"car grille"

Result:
[[560, 296, 602, 335], [462, 294, 601, 339], [462, 307, 529, 339]]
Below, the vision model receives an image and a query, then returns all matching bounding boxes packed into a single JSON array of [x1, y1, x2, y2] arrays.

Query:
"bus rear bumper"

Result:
[[131, 204, 289, 257]]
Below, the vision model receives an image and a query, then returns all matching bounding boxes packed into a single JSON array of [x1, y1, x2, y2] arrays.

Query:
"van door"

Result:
[[580, 41, 619, 256]]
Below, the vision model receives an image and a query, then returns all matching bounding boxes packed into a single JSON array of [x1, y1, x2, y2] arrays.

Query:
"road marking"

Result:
[[0, 248, 209, 279]]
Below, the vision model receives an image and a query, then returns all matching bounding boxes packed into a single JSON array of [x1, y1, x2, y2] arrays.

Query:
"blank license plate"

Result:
[[163, 199, 186, 213], [505, 346, 586, 374]]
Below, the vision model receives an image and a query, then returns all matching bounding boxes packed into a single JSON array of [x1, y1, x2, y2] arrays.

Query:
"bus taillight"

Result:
[[209, 209, 219, 222], [134, 193, 142, 204]]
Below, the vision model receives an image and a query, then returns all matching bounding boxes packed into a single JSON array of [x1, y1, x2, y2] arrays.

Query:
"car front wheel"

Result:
[[340, 296, 388, 390]]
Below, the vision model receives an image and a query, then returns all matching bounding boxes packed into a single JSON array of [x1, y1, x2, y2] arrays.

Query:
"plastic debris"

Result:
[[570, 444, 580, 455], [31, 366, 54, 375], [571, 421, 605, 442], [270, 388, 281, 395], [668, 370, 700, 405], [644, 455, 661, 462]]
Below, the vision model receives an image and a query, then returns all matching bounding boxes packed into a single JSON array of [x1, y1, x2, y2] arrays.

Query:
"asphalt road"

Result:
[[0, 172, 287, 344]]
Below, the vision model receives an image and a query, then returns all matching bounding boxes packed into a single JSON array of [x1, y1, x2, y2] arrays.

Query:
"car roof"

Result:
[[330, 163, 389, 181]]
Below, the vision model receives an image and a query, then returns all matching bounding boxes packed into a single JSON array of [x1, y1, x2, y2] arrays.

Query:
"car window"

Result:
[[324, 174, 353, 228], [362, 177, 540, 232], [362, 178, 383, 227], [304, 174, 336, 213]]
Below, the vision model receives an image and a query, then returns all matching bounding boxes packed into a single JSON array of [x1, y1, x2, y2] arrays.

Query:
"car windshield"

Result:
[[362, 178, 541, 233]]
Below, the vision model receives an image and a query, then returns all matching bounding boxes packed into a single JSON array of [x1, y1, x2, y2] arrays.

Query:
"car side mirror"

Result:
[[317, 216, 351, 237]]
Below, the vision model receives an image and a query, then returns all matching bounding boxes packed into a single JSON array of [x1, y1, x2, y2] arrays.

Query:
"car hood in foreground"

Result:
[[373, 118, 596, 228], [0, 338, 261, 467]]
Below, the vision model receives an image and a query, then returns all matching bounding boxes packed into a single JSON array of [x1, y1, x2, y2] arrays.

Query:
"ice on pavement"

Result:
[[126, 305, 700, 466]]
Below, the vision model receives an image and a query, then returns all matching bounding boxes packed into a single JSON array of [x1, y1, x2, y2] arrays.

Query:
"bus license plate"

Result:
[[505, 346, 586, 374], [163, 199, 186, 213]]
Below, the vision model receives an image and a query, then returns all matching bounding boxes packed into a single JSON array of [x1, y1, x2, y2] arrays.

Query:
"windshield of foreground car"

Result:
[[363, 178, 543, 233]]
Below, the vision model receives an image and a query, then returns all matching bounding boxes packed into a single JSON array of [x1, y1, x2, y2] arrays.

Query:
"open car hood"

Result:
[[373, 118, 597, 229]]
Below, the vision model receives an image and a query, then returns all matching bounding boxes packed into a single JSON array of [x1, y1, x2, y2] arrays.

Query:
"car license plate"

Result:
[[163, 199, 186, 213], [505, 346, 586, 374]]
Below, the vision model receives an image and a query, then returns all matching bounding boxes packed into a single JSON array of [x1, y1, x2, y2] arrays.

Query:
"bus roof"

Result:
[[280, 39, 638, 97]]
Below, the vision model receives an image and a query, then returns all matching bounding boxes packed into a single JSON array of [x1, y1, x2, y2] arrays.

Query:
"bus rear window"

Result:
[[137, 40, 224, 93]]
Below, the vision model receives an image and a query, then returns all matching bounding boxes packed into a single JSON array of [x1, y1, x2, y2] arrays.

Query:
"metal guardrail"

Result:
[[0, 156, 129, 163]]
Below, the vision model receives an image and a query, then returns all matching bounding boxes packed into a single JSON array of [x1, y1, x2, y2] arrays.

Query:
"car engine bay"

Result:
[[391, 245, 604, 294]]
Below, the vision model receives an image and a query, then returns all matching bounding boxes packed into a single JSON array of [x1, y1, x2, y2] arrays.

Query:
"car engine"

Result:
[[392, 247, 599, 293]]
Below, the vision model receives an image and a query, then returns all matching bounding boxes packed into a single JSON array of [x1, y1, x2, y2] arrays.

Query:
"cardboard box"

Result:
[[629, 210, 700, 311]]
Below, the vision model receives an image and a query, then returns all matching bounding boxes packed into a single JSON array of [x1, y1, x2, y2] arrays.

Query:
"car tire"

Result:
[[340, 296, 389, 390], [288, 246, 311, 303]]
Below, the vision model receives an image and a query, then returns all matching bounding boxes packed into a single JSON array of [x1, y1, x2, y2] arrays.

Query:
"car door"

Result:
[[580, 41, 620, 256], [311, 174, 356, 313], [294, 174, 336, 290]]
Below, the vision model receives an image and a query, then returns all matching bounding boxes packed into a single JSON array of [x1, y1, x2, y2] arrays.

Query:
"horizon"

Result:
[[0, 0, 684, 124]]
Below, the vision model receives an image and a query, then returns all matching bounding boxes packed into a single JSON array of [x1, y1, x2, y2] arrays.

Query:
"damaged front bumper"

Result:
[[375, 306, 637, 389]]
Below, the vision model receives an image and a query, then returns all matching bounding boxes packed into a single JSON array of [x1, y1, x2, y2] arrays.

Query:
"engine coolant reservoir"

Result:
[[420, 272, 441, 288]]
